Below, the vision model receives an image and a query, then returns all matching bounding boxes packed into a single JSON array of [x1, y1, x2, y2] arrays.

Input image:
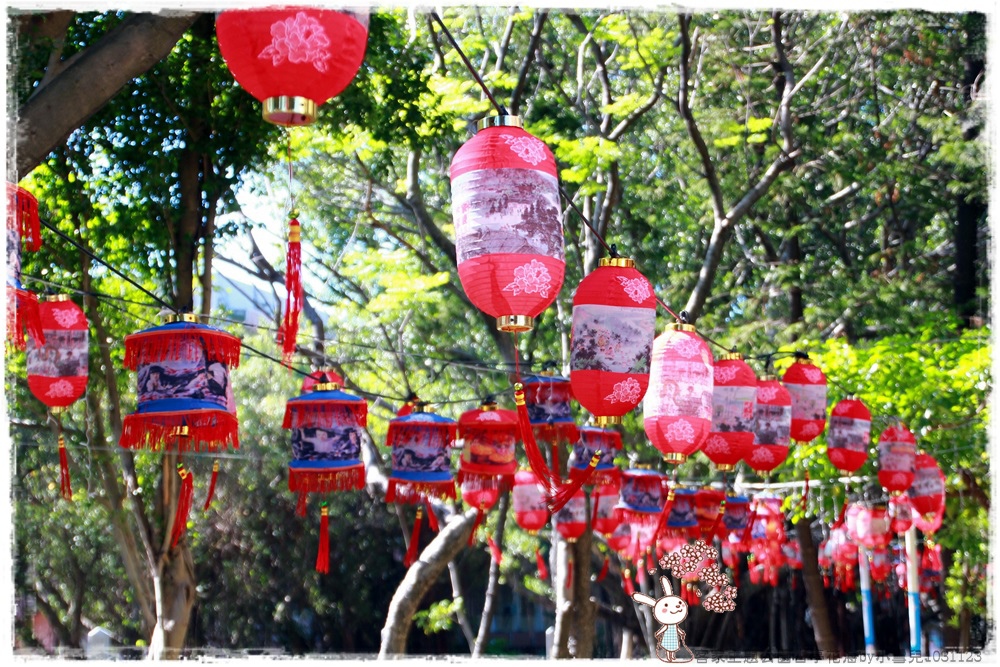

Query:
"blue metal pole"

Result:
[[858, 545, 876, 655], [905, 526, 922, 657]]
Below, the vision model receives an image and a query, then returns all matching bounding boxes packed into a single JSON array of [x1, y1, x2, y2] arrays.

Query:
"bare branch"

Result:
[[509, 10, 548, 116]]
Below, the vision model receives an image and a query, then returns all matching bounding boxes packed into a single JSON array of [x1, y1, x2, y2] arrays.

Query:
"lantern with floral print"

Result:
[[827, 396, 871, 474], [6, 183, 44, 349], [694, 487, 726, 540], [385, 403, 457, 504], [570, 426, 621, 487], [704, 352, 756, 472], [450, 115, 564, 333], [457, 399, 518, 498], [877, 423, 917, 494], [216, 8, 369, 125], [643, 323, 714, 464], [782, 354, 827, 442], [553, 487, 587, 542], [615, 469, 667, 528], [512, 469, 549, 533], [592, 484, 622, 535], [745, 376, 792, 474], [909, 453, 945, 520], [889, 493, 914, 533], [570, 257, 655, 424]]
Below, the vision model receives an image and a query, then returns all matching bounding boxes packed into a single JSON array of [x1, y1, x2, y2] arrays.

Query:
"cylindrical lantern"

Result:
[[521, 373, 579, 443], [570, 426, 621, 487], [450, 115, 564, 333], [782, 538, 803, 570], [705, 352, 757, 472], [120, 314, 241, 451], [877, 424, 917, 494], [591, 484, 621, 535], [26, 296, 88, 410], [848, 503, 891, 549], [615, 469, 666, 527], [909, 453, 945, 519], [385, 404, 457, 504], [782, 355, 827, 442], [694, 488, 726, 539], [643, 323, 714, 464], [889, 493, 914, 533], [553, 488, 586, 542], [457, 399, 518, 500], [745, 376, 792, 473], [570, 257, 655, 424], [827, 396, 872, 473], [284, 370, 367, 494], [666, 488, 698, 530], [6, 183, 44, 349], [216, 8, 369, 125], [512, 469, 548, 533]]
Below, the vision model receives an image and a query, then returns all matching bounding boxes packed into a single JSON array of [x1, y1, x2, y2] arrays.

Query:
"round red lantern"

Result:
[[827, 396, 871, 473], [570, 257, 655, 424], [877, 423, 917, 494], [745, 376, 792, 473], [571, 426, 621, 487], [782, 355, 827, 442], [869, 546, 891, 583], [385, 404, 457, 504], [26, 296, 88, 409], [7, 183, 44, 349], [591, 484, 621, 535], [705, 352, 757, 472], [694, 488, 725, 539], [606, 521, 631, 553], [913, 493, 945, 535], [643, 323, 714, 464], [909, 453, 945, 519], [615, 469, 666, 528], [457, 399, 518, 499], [120, 314, 241, 451], [553, 487, 587, 542], [450, 116, 564, 333], [216, 8, 368, 125], [512, 469, 549, 533], [889, 493, 914, 533]]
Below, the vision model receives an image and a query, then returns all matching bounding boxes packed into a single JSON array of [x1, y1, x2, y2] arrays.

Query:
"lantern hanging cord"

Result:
[[430, 11, 507, 116]]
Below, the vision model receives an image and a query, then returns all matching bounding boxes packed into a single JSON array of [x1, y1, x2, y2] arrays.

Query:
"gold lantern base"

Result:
[[593, 415, 622, 427], [497, 315, 533, 333], [715, 463, 736, 473], [263, 96, 318, 126], [662, 452, 687, 464]]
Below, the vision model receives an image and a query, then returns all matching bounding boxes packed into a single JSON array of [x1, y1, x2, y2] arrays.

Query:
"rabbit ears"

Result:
[[660, 576, 673, 597]]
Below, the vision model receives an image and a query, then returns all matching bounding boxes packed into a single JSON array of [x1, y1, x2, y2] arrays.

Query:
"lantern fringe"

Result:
[[597, 556, 609, 582], [536, 548, 549, 580], [547, 451, 602, 513], [425, 501, 439, 532], [456, 470, 512, 495], [170, 466, 194, 549], [316, 505, 330, 574], [283, 402, 367, 429], [288, 465, 365, 493], [280, 218, 302, 367], [513, 385, 556, 495], [739, 509, 759, 550], [120, 411, 239, 452], [58, 433, 72, 502], [404, 507, 423, 568], [468, 507, 485, 546], [614, 508, 663, 528], [295, 491, 308, 517], [487, 535, 502, 565], [123, 329, 241, 370], [203, 460, 220, 511], [8, 287, 45, 349], [386, 479, 456, 505], [586, 468, 621, 488]]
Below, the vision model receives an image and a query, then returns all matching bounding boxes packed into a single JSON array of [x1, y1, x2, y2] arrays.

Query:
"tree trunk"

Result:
[[174, 148, 202, 312], [550, 536, 572, 658], [472, 491, 510, 657], [568, 494, 596, 657], [796, 517, 838, 658]]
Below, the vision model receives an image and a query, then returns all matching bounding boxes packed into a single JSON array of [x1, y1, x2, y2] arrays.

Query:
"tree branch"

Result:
[[509, 11, 548, 116]]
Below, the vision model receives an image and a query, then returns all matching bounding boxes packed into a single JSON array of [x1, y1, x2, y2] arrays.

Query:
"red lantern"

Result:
[[913, 492, 945, 535], [877, 423, 917, 494], [909, 453, 945, 519], [615, 469, 666, 528], [745, 376, 792, 473], [26, 296, 88, 409], [216, 8, 368, 125], [643, 323, 714, 464], [512, 469, 549, 533], [869, 546, 891, 583], [848, 503, 891, 549], [457, 399, 518, 497], [829, 525, 858, 592], [920, 542, 943, 593], [889, 493, 913, 533], [570, 257, 655, 424], [782, 539, 803, 570], [570, 426, 621, 487], [450, 116, 564, 333], [827, 396, 871, 473], [591, 484, 621, 535], [606, 522, 631, 553], [694, 488, 725, 540], [385, 404, 456, 504], [782, 355, 827, 442], [704, 352, 756, 472], [120, 314, 241, 451], [553, 487, 587, 542], [749, 496, 785, 543], [6, 183, 44, 349]]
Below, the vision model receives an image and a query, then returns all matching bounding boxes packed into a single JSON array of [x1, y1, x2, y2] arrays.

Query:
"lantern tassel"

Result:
[[203, 460, 220, 511], [425, 500, 439, 532], [170, 465, 194, 549], [487, 535, 503, 565], [468, 507, 485, 546], [316, 504, 330, 574], [279, 218, 302, 367], [550, 441, 561, 485], [536, 548, 549, 580], [623, 569, 635, 596], [57, 432, 72, 502], [597, 556, 609, 582], [739, 508, 759, 551], [295, 491, 308, 517], [547, 451, 602, 514], [513, 384, 555, 494], [404, 507, 423, 568]]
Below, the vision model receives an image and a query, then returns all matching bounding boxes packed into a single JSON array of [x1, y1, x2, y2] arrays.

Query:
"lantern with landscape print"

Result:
[[615, 469, 666, 529], [827, 396, 871, 474], [591, 484, 621, 535], [570, 426, 621, 487], [385, 403, 457, 504], [458, 399, 518, 501], [512, 469, 548, 533], [721, 495, 751, 539], [782, 354, 827, 442], [745, 376, 792, 474], [552, 487, 587, 542], [877, 423, 917, 494], [909, 453, 945, 520], [216, 8, 368, 125], [665, 488, 699, 539], [521, 372, 579, 445], [570, 257, 655, 424], [607, 522, 631, 554], [643, 323, 714, 464], [450, 115, 564, 333], [704, 352, 756, 472], [6, 183, 44, 349], [694, 488, 726, 540]]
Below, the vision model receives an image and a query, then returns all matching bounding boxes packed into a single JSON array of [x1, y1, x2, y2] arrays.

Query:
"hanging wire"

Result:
[[429, 11, 507, 115]]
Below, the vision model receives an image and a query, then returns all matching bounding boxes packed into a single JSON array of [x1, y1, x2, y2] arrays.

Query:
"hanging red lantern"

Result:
[[782, 538, 803, 570], [615, 469, 666, 528], [848, 503, 891, 549], [829, 525, 858, 592], [782, 354, 827, 442], [705, 352, 756, 472], [570, 426, 621, 487], [869, 546, 891, 583], [827, 396, 871, 474], [889, 493, 914, 533], [26, 296, 88, 409], [552, 487, 587, 542], [512, 469, 549, 533], [450, 115, 564, 333], [909, 453, 945, 520], [591, 484, 621, 536], [694, 488, 725, 540], [745, 376, 792, 474], [457, 399, 518, 497], [569, 257, 655, 424], [643, 323, 714, 464], [120, 314, 241, 451], [6, 183, 44, 349], [749, 496, 785, 543], [606, 522, 631, 554], [877, 423, 917, 494], [920, 542, 943, 593], [216, 8, 368, 125], [912, 491, 945, 535], [385, 403, 457, 504]]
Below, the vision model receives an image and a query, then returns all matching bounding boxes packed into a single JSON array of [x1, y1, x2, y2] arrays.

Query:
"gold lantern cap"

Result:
[[666, 322, 697, 333], [599, 257, 635, 268], [478, 115, 523, 130], [163, 313, 199, 324], [719, 352, 743, 361]]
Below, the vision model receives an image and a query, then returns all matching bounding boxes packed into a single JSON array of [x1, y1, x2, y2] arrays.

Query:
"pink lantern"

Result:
[[512, 469, 549, 533], [704, 352, 756, 472], [877, 423, 917, 494], [827, 397, 871, 473], [889, 493, 914, 533], [553, 487, 587, 542], [782, 355, 827, 442], [909, 453, 945, 519], [592, 484, 621, 535], [869, 546, 891, 583], [643, 323, 714, 464], [745, 376, 792, 474], [450, 116, 564, 333]]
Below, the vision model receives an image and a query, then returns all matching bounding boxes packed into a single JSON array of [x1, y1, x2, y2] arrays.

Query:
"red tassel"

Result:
[[425, 500, 439, 532], [203, 460, 219, 511], [800, 471, 809, 513], [404, 507, 423, 568], [623, 569, 635, 596], [832, 500, 848, 529], [487, 535, 503, 565], [57, 433, 72, 502], [468, 507, 485, 546], [513, 384, 555, 493], [597, 556, 609, 582], [536, 548, 549, 580], [279, 218, 302, 367], [170, 465, 194, 549], [547, 451, 601, 513], [295, 491, 308, 517], [550, 441, 561, 485], [740, 508, 758, 550], [566, 560, 573, 589], [316, 504, 330, 574], [653, 490, 676, 542]]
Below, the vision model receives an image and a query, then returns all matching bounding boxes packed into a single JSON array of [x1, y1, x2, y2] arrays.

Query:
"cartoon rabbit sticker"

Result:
[[633, 576, 690, 663]]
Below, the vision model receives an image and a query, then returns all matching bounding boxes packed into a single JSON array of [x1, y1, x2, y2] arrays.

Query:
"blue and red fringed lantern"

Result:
[[570, 257, 655, 425], [385, 403, 457, 504], [512, 469, 548, 534], [665, 488, 699, 540], [592, 484, 621, 536], [515, 372, 581, 508], [120, 314, 241, 452], [6, 183, 44, 349], [615, 469, 667, 529], [458, 399, 518, 544], [570, 426, 621, 487], [553, 487, 587, 543], [827, 396, 871, 474], [450, 115, 564, 334], [705, 352, 757, 472], [782, 354, 827, 443], [877, 423, 917, 495], [644, 323, 714, 465], [694, 487, 726, 541], [720, 495, 751, 538], [744, 375, 792, 474]]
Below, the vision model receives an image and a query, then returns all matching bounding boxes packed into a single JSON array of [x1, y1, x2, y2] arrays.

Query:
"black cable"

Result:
[[430, 11, 507, 116]]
